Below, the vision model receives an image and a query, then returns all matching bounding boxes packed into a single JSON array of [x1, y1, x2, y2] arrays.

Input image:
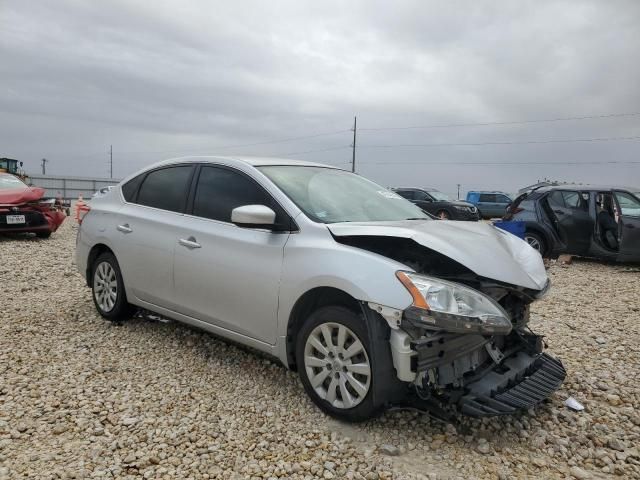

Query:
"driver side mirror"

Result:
[[231, 205, 276, 228]]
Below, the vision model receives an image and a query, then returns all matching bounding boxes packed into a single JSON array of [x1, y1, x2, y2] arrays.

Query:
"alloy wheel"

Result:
[[93, 261, 118, 312], [303, 322, 371, 409], [525, 235, 541, 251]]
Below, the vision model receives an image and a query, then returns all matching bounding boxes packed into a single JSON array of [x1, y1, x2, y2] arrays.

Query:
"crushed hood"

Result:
[[328, 220, 548, 290]]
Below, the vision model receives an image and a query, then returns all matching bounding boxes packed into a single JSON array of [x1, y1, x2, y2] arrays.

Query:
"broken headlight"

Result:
[[396, 272, 512, 335]]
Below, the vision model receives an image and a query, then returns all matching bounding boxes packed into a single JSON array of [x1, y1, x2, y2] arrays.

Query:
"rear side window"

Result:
[[479, 194, 497, 202], [121, 174, 145, 202], [548, 191, 565, 208], [497, 195, 511, 203], [192, 166, 288, 227], [562, 191, 586, 210], [395, 190, 414, 200], [136, 166, 193, 213]]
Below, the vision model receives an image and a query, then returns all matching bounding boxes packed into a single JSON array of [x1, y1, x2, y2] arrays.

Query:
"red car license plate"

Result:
[[6, 214, 26, 224]]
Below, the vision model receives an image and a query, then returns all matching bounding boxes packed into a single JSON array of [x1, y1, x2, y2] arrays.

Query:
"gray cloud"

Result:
[[1, 0, 639, 194]]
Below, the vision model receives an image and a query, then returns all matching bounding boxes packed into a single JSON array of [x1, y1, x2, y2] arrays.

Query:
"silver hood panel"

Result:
[[327, 220, 548, 291]]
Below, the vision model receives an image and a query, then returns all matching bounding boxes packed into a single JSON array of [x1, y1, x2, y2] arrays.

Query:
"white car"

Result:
[[76, 156, 565, 421]]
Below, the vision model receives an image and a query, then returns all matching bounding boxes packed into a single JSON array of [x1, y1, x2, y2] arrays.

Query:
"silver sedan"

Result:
[[76, 156, 565, 421]]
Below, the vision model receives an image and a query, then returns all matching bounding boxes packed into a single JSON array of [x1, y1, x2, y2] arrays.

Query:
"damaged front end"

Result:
[[332, 227, 566, 418], [385, 276, 565, 417]]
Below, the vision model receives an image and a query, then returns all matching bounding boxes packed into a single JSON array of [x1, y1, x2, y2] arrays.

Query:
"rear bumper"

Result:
[[0, 211, 50, 233]]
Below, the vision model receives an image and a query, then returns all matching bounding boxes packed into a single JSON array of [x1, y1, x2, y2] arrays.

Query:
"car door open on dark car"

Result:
[[614, 191, 640, 261], [546, 190, 593, 256]]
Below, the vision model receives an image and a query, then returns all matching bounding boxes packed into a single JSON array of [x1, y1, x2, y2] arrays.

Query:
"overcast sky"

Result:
[[2, 0, 639, 196]]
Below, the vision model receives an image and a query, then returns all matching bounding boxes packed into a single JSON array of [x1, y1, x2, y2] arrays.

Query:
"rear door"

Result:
[[547, 190, 593, 255], [172, 164, 291, 344], [115, 164, 195, 309], [614, 191, 640, 261]]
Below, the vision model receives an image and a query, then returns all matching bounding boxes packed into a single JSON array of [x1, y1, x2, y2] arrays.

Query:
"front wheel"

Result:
[[91, 252, 135, 321], [296, 306, 381, 422]]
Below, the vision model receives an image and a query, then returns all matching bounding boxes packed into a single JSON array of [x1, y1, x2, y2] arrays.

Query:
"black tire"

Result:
[[524, 231, 547, 257], [296, 306, 385, 422], [91, 252, 135, 321], [436, 210, 451, 220], [35, 231, 52, 239]]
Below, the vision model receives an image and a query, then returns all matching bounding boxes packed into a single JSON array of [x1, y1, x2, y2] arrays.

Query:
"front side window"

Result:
[[136, 166, 193, 213], [192, 166, 287, 226], [615, 191, 640, 217], [259, 166, 429, 223]]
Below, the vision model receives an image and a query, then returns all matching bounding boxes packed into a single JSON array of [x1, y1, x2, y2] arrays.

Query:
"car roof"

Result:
[[392, 187, 438, 191], [535, 184, 639, 193], [157, 155, 338, 169], [467, 190, 510, 194]]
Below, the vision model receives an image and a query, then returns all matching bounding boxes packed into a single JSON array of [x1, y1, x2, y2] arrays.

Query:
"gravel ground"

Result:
[[1, 220, 639, 480]]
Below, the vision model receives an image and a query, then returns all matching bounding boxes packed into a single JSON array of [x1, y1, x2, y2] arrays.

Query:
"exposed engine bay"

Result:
[[336, 233, 566, 417]]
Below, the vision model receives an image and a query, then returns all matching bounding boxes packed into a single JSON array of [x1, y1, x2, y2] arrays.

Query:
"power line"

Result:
[[115, 129, 351, 155], [358, 112, 640, 131], [365, 160, 640, 166], [277, 145, 351, 158], [359, 135, 640, 149]]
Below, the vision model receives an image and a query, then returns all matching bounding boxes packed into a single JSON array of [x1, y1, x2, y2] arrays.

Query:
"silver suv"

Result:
[[76, 156, 565, 421]]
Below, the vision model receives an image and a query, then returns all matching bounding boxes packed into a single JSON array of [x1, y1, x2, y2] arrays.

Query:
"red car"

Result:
[[0, 173, 66, 238]]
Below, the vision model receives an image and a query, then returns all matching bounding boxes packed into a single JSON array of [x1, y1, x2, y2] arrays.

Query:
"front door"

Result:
[[173, 165, 291, 345], [614, 191, 640, 261], [547, 190, 593, 255]]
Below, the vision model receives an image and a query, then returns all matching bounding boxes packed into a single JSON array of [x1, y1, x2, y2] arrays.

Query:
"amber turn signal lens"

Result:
[[396, 271, 429, 310]]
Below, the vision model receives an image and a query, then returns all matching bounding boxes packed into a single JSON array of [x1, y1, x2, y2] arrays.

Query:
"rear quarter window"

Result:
[[136, 166, 193, 213], [121, 174, 145, 202]]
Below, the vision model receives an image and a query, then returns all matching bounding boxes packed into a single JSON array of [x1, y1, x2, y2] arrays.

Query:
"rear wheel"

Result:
[[91, 252, 135, 321], [524, 231, 547, 257], [296, 306, 381, 422]]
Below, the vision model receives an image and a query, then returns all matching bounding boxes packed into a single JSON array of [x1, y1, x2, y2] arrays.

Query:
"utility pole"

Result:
[[457, 184, 461, 200], [109, 145, 113, 179], [41, 158, 48, 175], [351, 116, 357, 173]]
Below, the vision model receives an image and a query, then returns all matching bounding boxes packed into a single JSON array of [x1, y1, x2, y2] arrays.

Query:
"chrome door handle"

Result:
[[117, 224, 133, 233], [179, 236, 201, 249]]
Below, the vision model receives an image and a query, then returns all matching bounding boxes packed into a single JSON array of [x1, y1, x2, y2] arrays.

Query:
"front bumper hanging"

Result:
[[459, 352, 566, 416], [411, 331, 566, 417]]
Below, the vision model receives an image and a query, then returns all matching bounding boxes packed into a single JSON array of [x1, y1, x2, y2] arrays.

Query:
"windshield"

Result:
[[259, 166, 430, 223], [427, 190, 451, 201], [0, 174, 26, 190]]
